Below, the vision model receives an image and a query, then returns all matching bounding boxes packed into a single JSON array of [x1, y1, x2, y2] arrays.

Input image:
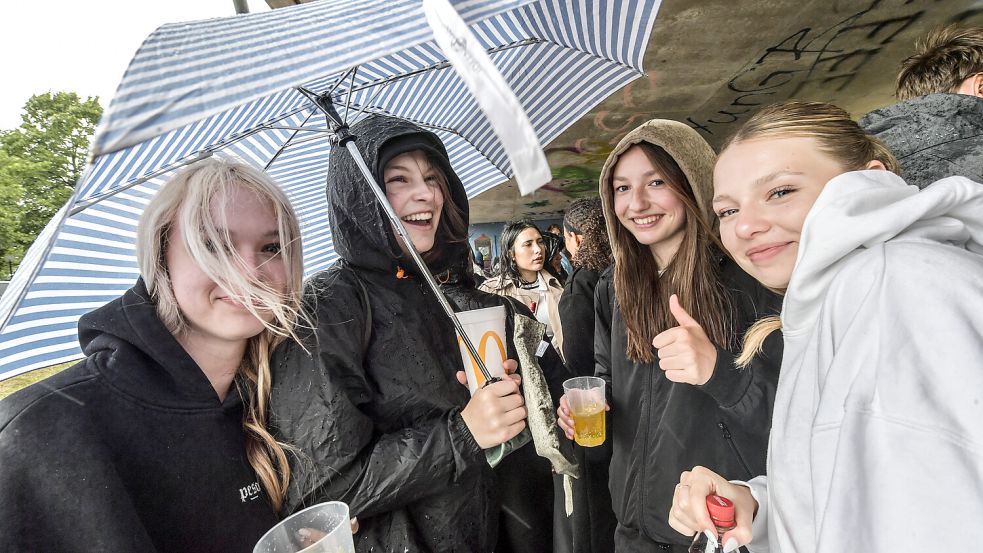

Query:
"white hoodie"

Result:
[[745, 171, 983, 552]]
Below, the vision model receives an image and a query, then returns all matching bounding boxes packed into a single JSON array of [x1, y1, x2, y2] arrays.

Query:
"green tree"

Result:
[[0, 92, 102, 278]]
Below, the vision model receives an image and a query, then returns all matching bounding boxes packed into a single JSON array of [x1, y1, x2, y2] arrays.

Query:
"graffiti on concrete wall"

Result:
[[686, 0, 929, 136]]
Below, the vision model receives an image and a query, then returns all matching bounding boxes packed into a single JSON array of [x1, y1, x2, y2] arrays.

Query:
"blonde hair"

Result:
[[897, 25, 983, 100], [136, 157, 304, 511], [722, 101, 899, 366]]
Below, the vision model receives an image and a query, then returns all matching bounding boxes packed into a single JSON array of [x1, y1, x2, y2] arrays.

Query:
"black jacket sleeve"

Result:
[[269, 271, 485, 518], [559, 268, 600, 378], [593, 272, 615, 405]]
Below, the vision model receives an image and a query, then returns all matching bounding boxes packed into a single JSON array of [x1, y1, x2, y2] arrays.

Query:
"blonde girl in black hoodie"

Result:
[[0, 158, 305, 552]]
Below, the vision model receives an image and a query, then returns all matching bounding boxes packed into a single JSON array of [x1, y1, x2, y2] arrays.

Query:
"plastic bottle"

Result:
[[687, 494, 736, 553]]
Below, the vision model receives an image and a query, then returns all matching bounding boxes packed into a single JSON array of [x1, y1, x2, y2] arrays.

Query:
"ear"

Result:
[[957, 73, 983, 98], [574, 233, 584, 248], [864, 159, 887, 171]]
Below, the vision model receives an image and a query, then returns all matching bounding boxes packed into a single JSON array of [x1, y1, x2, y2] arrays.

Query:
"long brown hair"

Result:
[[722, 101, 900, 366], [603, 142, 732, 363]]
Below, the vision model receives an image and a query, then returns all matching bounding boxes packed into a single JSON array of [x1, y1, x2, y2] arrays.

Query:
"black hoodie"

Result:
[[269, 116, 497, 553], [0, 280, 278, 552]]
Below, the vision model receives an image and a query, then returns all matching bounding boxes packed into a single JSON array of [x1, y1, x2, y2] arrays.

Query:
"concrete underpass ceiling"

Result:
[[268, 0, 983, 223]]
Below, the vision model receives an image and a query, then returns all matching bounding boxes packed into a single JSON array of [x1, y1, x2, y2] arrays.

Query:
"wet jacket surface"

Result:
[[597, 259, 783, 550], [0, 280, 278, 553], [269, 117, 497, 553], [859, 93, 983, 189]]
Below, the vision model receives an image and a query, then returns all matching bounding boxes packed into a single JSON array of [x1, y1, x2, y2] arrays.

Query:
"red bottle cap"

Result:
[[706, 494, 736, 529]]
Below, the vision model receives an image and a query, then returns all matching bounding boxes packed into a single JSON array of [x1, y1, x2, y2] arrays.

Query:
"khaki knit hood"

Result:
[[598, 119, 717, 232]]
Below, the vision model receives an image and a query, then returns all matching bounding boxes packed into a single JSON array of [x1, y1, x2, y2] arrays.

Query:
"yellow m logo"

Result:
[[458, 331, 506, 388]]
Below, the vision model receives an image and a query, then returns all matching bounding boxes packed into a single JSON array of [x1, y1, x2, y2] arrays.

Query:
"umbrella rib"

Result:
[[343, 66, 358, 125], [351, 106, 512, 179], [338, 38, 543, 96], [322, 66, 356, 100], [73, 103, 311, 215], [264, 108, 318, 170]]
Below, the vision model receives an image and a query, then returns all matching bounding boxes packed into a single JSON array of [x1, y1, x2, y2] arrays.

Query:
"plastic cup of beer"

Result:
[[563, 376, 606, 447], [253, 501, 355, 553]]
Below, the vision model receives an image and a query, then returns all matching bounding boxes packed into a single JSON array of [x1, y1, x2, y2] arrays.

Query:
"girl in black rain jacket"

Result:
[[269, 116, 528, 553], [556, 120, 783, 552]]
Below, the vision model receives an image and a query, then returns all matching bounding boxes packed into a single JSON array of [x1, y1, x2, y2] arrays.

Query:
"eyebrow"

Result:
[[612, 169, 661, 182], [712, 170, 803, 203], [217, 228, 280, 239]]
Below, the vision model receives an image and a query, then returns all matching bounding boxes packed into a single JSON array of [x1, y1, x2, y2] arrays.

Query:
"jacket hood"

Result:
[[859, 93, 983, 189], [77, 278, 229, 408], [784, 171, 983, 333], [326, 115, 470, 275], [597, 119, 717, 226]]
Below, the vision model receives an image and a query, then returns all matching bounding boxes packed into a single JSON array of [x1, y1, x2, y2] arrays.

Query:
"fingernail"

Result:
[[703, 529, 717, 546], [723, 537, 739, 553]]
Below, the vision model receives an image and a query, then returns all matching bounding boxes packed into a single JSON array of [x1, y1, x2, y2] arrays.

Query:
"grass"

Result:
[[0, 361, 77, 401]]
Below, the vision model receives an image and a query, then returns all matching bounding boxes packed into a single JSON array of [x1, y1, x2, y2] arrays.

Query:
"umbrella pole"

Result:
[[298, 88, 497, 384]]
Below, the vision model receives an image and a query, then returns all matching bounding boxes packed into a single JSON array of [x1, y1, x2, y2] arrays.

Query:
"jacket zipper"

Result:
[[717, 421, 753, 479]]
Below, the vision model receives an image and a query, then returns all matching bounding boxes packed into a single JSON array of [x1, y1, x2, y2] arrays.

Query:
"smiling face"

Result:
[[713, 136, 848, 289], [166, 185, 288, 349], [512, 227, 546, 279], [611, 145, 687, 268], [383, 150, 445, 254]]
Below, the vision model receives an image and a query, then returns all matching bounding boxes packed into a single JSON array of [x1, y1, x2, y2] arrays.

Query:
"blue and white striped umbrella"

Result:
[[0, 0, 661, 379]]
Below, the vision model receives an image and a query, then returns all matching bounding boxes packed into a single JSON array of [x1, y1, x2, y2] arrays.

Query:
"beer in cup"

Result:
[[563, 376, 606, 447]]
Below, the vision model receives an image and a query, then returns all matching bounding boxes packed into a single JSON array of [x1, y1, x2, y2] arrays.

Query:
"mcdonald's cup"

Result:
[[456, 305, 507, 394]]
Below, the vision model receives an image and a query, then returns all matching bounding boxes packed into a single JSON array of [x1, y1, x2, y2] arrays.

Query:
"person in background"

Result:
[[0, 159, 305, 552], [556, 119, 782, 553], [269, 115, 527, 553], [439, 215, 570, 553], [669, 101, 983, 553], [860, 24, 983, 188], [480, 221, 566, 359], [553, 197, 618, 553], [547, 222, 574, 278]]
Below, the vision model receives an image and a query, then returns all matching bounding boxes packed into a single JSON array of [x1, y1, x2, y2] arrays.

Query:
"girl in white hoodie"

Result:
[[668, 101, 983, 553]]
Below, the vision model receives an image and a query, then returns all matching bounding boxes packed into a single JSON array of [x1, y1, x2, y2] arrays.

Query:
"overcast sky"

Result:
[[0, 0, 271, 130]]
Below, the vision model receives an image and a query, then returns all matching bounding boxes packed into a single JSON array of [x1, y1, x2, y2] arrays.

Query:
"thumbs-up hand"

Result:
[[651, 294, 718, 385]]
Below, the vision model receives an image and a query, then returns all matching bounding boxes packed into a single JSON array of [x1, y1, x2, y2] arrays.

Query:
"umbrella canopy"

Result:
[[0, 0, 661, 380]]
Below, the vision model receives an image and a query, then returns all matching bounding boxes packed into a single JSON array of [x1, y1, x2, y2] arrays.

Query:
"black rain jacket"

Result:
[[269, 116, 497, 553], [0, 280, 278, 552], [555, 265, 618, 553], [597, 260, 783, 551]]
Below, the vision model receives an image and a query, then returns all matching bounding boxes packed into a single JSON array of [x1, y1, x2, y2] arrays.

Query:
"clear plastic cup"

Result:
[[563, 376, 606, 447], [253, 501, 354, 553]]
